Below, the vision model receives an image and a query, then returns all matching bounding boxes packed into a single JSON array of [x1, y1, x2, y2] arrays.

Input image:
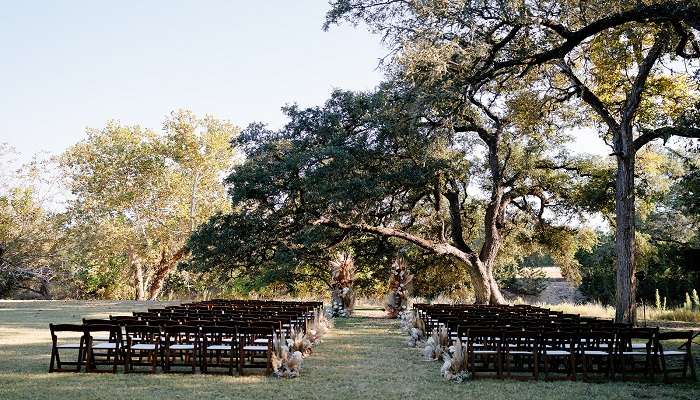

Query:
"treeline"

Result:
[[1, 110, 238, 300], [2, 2, 700, 324]]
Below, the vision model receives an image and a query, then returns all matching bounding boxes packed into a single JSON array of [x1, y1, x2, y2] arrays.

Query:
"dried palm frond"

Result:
[[441, 338, 472, 382], [423, 326, 449, 361], [385, 257, 414, 319], [329, 252, 356, 317]]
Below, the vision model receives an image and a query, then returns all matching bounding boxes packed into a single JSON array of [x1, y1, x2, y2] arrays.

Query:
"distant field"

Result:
[[0, 300, 698, 400]]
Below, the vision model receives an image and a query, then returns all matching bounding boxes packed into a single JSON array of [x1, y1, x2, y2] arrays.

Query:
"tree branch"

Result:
[[634, 126, 700, 150], [313, 217, 476, 258], [622, 31, 670, 127], [557, 59, 621, 133]]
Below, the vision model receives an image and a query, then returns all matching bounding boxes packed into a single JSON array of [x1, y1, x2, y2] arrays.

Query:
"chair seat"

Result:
[[254, 338, 270, 344], [621, 351, 649, 355], [169, 344, 195, 350], [583, 350, 609, 356], [661, 350, 687, 356], [243, 345, 269, 351], [207, 344, 232, 351], [473, 350, 498, 354], [131, 343, 156, 350], [545, 350, 571, 356], [631, 343, 648, 349], [57, 343, 82, 349], [91, 335, 111, 341], [509, 350, 535, 355], [92, 342, 117, 350]]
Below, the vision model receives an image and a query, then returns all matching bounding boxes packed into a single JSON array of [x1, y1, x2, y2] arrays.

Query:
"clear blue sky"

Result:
[[0, 0, 609, 164], [0, 1, 386, 161]]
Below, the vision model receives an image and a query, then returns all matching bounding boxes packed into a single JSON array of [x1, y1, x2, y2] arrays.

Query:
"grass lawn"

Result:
[[1, 301, 698, 400]]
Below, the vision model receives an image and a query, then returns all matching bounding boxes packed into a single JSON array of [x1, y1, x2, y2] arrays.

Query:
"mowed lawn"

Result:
[[0, 301, 698, 400]]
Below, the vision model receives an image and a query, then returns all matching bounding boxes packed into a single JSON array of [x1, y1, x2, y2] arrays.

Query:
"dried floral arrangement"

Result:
[[385, 257, 413, 319], [423, 326, 449, 361], [440, 338, 472, 382], [329, 252, 355, 317], [400, 309, 426, 347], [271, 332, 304, 378], [271, 309, 333, 378], [307, 308, 333, 345]]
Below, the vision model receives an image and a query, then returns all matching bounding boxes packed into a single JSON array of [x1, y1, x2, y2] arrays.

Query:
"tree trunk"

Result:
[[129, 248, 146, 300], [614, 133, 637, 324], [467, 257, 492, 304], [146, 246, 189, 300], [134, 262, 146, 301]]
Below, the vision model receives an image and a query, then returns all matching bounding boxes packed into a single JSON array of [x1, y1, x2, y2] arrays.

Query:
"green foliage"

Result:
[[60, 110, 238, 299]]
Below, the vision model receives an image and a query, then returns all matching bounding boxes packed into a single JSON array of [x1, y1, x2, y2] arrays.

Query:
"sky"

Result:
[[0, 1, 387, 161], [0, 1, 610, 164]]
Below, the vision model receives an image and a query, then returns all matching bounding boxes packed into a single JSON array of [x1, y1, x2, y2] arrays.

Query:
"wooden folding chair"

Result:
[[577, 330, 615, 381], [163, 325, 199, 373], [201, 325, 239, 375], [124, 325, 161, 373], [49, 324, 85, 373], [617, 328, 657, 381], [238, 326, 273, 375], [84, 323, 122, 373], [503, 330, 539, 380], [656, 330, 697, 383], [465, 328, 503, 379], [540, 331, 576, 381]]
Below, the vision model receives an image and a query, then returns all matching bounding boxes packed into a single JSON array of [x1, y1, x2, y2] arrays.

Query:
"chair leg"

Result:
[[49, 347, 57, 373], [660, 354, 669, 383], [688, 350, 697, 381], [533, 353, 539, 380]]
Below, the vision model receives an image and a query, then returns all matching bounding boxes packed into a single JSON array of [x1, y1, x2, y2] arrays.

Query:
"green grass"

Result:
[[1, 301, 699, 400]]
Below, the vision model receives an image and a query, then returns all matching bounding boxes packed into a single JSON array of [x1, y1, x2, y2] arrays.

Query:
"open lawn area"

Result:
[[1, 301, 698, 400]]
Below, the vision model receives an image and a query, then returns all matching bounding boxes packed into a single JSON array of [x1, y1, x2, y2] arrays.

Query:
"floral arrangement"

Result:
[[385, 257, 413, 319], [440, 338, 472, 382], [307, 308, 332, 345], [272, 332, 304, 378], [329, 252, 355, 317], [271, 309, 333, 378], [287, 326, 313, 358], [423, 326, 450, 361], [400, 309, 426, 347]]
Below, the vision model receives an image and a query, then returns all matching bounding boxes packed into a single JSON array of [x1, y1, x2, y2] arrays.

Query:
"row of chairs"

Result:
[[49, 299, 322, 375], [416, 304, 697, 383]]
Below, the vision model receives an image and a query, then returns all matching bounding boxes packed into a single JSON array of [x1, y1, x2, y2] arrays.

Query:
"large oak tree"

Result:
[[326, 0, 700, 322]]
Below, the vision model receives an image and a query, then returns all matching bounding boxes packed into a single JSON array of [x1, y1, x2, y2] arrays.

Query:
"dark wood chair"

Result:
[[238, 326, 273, 375], [201, 325, 239, 375], [124, 325, 161, 373], [465, 328, 503, 379], [577, 330, 615, 381], [502, 330, 539, 380], [656, 330, 697, 383], [540, 331, 576, 381], [83, 323, 122, 373], [163, 325, 199, 373], [617, 328, 656, 381], [48, 324, 85, 372]]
